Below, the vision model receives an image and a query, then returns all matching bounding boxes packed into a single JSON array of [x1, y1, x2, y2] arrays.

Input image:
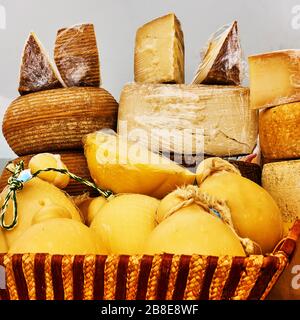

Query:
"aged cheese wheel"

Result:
[[3, 87, 118, 156], [192, 21, 242, 85], [54, 23, 101, 87], [259, 102, 300, 160], [262, 160, 300, 235], [118, 83, 258, 157], [134, 13, 184, 84], [0, 151, 95, 196], [249, 50, 300, 109]]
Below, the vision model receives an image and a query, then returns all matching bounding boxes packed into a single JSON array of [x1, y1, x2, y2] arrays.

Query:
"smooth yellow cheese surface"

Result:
[[9, 218, 105, 255], [197, 171, 283, 253], [118, 83, 258, 157], [90, 194, 159, 254], [0, 177, 82, 247], [259, 102, 300, 160], [262, 160, 300, 235], [134, 13, 184, 83], [0, 230, 7, 253], [83, 131, 195, 199], [249, 50, 300, 109], [144, 204, 245, 256]]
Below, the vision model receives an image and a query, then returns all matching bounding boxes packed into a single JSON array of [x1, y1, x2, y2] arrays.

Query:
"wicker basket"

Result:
[[0, 221, 298, 300]]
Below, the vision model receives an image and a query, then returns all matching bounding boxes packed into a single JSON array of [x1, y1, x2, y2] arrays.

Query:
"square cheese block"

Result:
[[118, 83, 258, 158], [249, 50, 300, 109], [134, 13, 184, 83], [259, 101, 300, 160]]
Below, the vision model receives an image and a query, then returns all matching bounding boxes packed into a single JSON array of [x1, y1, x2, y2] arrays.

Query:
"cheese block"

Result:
[[134, 13, 184, 84], [249, 50, 300, 109], [259, 102, 300, 159], [18, 32, 62, 95], [192, 21, 242, 85], [2, 87, 118, 156], [0, 152, 95, 196], [262, 160, 300, 235], [118, 83, 258, 157], [54, 23, 101, 87]]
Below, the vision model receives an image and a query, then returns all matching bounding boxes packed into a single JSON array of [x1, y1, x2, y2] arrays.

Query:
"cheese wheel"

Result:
[[262, 160, 300, 235], [118, 83, 258, 157], [3, 87, 118, 156], [249, 50, 300, 109], [259, 102, 300, 160], [0, 152, 95, 196], [134, 13, 184, 84]]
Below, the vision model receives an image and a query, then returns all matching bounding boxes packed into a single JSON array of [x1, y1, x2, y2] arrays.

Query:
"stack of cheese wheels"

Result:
[[249, 50, 300, 233], [1, 24, 118, 195], [118, 14, 259, 182]]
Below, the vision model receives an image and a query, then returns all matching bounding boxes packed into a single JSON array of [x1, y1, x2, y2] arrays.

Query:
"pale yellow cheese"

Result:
[[192, 21, 242, 85], [0, 230, 7, 253], [262, 160, 300, 235], [259, 102, 300, 160], [118, 83, 258, 157], [134, 13, 184, 83], [249, 50, 300, 109]]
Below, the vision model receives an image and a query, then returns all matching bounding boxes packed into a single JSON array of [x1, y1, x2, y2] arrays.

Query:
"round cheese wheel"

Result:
[[259, 102, 300, 160]]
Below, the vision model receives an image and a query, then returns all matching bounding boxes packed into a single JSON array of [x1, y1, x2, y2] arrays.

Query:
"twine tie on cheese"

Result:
[[0, 160, 113, 230]]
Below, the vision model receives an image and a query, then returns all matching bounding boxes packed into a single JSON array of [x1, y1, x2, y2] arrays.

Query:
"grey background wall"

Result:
[[0, 0, 300, 171]]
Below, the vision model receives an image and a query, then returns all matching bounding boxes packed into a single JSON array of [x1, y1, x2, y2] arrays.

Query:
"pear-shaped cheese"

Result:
[[19, 32, 62, 95], [192, 21, 242, 85], [0, 177, 82, 247], [9, 218, 105, 255], [83, 131, 195, 199]]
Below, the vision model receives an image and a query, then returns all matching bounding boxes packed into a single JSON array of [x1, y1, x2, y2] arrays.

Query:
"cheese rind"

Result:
[[19, 33, 62, 95], [118, 83, 258, 157], [134, 13, 184, 83], [54, 23, 101, 87], [249, 50, 300, 109], [259, 102, 300, 160], [192, 21, 242, 85], [262, 160, 300, 235]]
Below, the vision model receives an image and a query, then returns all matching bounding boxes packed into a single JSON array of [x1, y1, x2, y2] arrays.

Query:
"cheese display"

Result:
[[18, 32, 62, 95], [90, 194, 159, 254], [2, 87, 118, 156], [54, 23, 101, 87], [83, 131, 195, 199], [259, 102, 300, 160], [0, 177, 82, 247], [262, 160, 300, 235], [84, 196, 107, 226], [134, 13, 184, 84], [0, 152, 94, 196], [118, 83, 258, 157], [196, 158, 283, 253], [9, 218, 104, 255], [192, 21, 242, 85], [29, 153, 70, 189], [249, 50, 300, 109]]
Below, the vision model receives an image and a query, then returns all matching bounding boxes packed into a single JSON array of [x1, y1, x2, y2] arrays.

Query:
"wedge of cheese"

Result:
[[54, 23, 101, 87], [118, 83, 258, 157], [134, 13, 184, 84], [19, 32, 62, 95], [192, 21, 242, 85], [249, 50, 300, 109], [262, 160, 300, 235], [259, 102, 300, 160]]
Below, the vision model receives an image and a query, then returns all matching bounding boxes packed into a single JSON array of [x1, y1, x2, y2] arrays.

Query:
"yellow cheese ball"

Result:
[[0, 229, 7, 253], [197, 169, 283, 254], [0, 177, 82, 247], [90, 194, 159, 254], [144, 204, 245, 256], [9, 218, 106, 255], [83, 132, 195, 199], [29, 153, 70, 189], [86, 196, 107, 226]]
